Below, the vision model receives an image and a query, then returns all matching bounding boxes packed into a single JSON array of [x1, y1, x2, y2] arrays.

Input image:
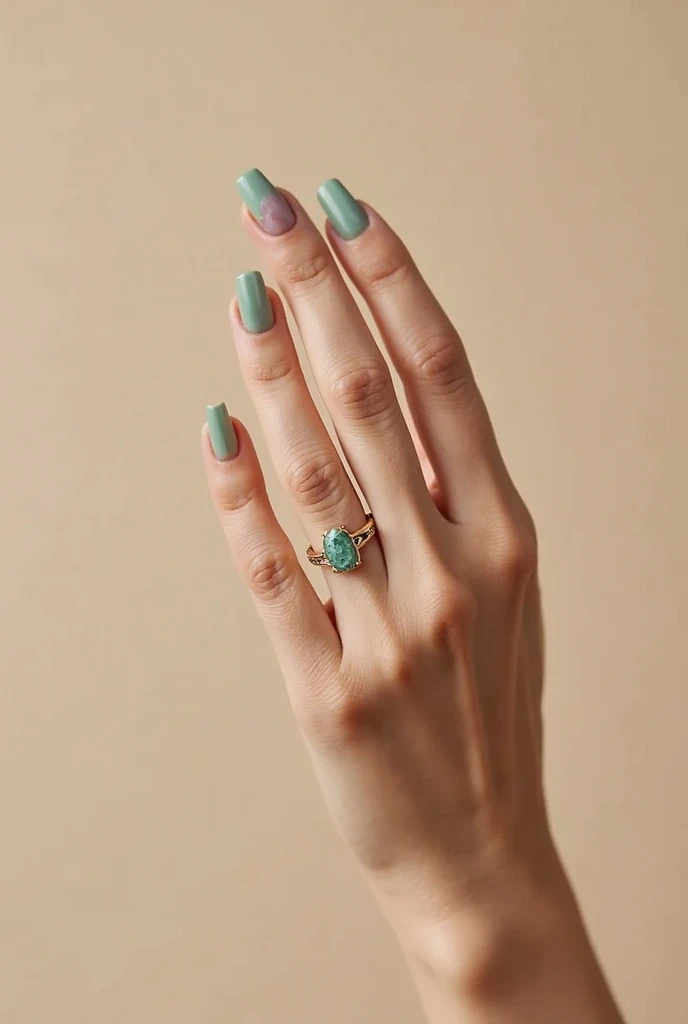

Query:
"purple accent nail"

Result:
[[259, 194, 296, 236]]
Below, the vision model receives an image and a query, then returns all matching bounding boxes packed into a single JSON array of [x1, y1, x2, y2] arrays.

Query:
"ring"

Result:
[[307, 513, 377, 574]]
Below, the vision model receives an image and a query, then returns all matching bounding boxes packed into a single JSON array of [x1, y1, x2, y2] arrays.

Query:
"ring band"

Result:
[[307, 513, 377, 574]]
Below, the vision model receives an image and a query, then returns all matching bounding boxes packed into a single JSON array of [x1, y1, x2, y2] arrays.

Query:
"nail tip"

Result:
[[236, 166, 266, 188], [236, 269, 263, 285]]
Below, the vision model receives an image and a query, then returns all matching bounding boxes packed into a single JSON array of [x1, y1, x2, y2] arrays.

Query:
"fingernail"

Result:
[[236, 270, 274, 333], [317, 178, 369, 240], [206, 402, 238, 460], [236, 168, 296, 236]]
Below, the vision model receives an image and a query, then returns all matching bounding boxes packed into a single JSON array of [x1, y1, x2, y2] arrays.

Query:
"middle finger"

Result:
[[236, 169, 435, 549]]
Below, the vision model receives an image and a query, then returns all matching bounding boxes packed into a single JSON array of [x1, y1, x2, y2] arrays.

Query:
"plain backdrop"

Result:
[[1, 2, 687, 1021]]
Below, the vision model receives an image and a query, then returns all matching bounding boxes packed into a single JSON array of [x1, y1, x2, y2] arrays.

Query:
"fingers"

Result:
[[235, 169, 435, 549], [323, 196, 510, 524], [229, 274, 387, 608], [202, 410, 339, 673]]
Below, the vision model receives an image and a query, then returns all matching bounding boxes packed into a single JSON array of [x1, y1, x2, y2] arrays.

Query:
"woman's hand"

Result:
[[202, 170, 624, 1023]]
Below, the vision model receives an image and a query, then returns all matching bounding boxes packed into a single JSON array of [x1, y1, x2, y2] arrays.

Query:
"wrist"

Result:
[[401, 880, 573, 1005], [382, 852, 624, 1023]]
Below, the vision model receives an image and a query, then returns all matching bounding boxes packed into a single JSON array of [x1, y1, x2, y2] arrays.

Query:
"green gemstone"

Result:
[[323, 528, 359, 572]]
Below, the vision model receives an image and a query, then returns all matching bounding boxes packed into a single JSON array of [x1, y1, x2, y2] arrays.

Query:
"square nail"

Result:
[[236, 168, 296, 236], [206, 402, 238, 460], [317, 178, 369, 240], [236, 270, 274, 333]]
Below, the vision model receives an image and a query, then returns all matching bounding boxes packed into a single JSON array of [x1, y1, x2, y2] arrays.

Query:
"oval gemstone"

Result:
[[323, 528, 359, 573]]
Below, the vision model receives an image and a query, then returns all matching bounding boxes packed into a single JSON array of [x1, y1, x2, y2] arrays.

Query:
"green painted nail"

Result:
[[206, 402, 238, 460], [235, 168, 295, 236], [236, 271, 274, 333], [317, 178, 369, 240]]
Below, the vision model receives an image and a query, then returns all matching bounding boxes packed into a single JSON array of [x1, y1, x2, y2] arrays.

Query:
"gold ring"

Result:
[[306, 513, 377, 573]]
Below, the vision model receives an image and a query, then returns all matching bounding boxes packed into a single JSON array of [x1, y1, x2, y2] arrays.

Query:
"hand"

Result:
[[202, 170, 624, 1022]]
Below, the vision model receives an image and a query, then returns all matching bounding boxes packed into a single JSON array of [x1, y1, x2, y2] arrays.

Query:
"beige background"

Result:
[[1, 1, 686, 1021]]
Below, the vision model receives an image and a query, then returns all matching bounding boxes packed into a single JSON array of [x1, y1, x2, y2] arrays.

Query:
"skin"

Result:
[[202, 184, 626, 1023]]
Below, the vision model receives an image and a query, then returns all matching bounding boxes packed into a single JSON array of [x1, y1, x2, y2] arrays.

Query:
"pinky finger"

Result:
[[202, 406, 340, 677]]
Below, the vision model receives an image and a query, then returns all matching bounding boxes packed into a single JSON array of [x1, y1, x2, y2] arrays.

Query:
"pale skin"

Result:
[[202, 177, 626, 1022]]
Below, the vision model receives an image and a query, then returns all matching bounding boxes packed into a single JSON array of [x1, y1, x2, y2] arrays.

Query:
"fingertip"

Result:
[[228, 294, 241, 323], [200, 419, 211, 451], [238, 201, 254, 230]]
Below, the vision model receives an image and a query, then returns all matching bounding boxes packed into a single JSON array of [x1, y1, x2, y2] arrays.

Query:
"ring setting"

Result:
[[307, 513, 377, 573]]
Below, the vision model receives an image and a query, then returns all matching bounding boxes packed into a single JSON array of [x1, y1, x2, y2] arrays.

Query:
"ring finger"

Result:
[[230, 271, 386, 615]]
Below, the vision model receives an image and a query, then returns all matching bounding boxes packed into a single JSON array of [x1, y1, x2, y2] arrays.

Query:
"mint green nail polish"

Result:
[[235, 168, 295, 236], [206, 402, 238, 460], [236, 270, 274, 333], [317, 178, 369, 240]]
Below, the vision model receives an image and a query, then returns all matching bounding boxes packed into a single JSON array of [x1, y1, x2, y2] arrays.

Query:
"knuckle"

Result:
[[218, 483, 260, 515], [245, 354, 294, 388], [343, 687, 401, 739], [245, 548, 295, 602], [487, 526, 538, 590], [281, 249, 331, 291], [382, 647, 415, 689], [425, 579, 477, 642], [376, 631, 422, 692], [360, 241, 413, 291], [284, 452, 346, 515], [299, 643, 406, 744], [299, 689, 380, 745], [329, 362, 394, 424], [409, 329, 473, 397]]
